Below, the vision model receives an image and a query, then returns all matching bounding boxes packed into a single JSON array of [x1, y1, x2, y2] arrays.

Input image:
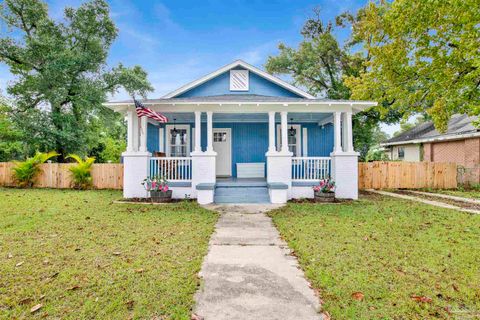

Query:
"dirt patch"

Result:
[[395, 190, 480, 211]]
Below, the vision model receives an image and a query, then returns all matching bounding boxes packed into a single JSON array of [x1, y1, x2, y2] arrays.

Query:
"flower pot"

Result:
[[314, 191, 335, 203], [150, 190, 173, 203]]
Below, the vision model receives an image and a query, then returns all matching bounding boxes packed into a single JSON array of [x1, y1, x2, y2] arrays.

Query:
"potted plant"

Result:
[[142, 176, 172, 202], [313, 178, 335, 203]]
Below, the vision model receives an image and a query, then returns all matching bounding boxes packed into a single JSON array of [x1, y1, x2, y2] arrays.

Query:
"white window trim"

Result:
[[165, 124, 190, 157], [276, 124, 301, 156]]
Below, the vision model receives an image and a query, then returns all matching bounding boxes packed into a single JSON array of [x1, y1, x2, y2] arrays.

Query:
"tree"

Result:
[[265, 8, 401, 160], [0, 0, 152, 161], [345, 0, 480, 132], [393, 115, 428, 137], [0, 95, 24, 161]]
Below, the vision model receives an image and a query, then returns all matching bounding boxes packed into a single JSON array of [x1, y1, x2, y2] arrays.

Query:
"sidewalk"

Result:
[[194, 204, 322, 320]]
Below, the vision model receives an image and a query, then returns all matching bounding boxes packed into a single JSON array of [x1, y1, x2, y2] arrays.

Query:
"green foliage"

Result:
[[345, 0, 480, 132], [265, 8, 402, 160], [365, 148, 389, 162], [393, 115, 428, 137], [0, 102, 23, 161], [12, 151, 58, 187], [67, 154, 95, 189], [0, 0, 152, 161]]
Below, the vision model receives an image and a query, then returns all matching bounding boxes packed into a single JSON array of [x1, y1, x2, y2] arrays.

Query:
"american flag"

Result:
[[134, 98, 168, 123]]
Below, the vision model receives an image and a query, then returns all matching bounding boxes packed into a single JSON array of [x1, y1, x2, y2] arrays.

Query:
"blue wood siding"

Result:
[[200, 123, 269, 176], [147, 123, 159, 153], [177, 68, 302, 98], [303, 123, 334, 156], [149, 122, 334, 176]]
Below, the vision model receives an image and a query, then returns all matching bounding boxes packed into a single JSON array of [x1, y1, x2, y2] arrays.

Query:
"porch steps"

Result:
[[214, 186, 270, 204]]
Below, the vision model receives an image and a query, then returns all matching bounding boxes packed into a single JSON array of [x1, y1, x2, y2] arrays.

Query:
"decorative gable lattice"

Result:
[[230, 70, 249, 91]]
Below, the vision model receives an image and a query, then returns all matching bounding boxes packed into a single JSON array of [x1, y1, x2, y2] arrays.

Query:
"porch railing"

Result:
[[149, 157, 192, 181], [292, 157, 331, 181]]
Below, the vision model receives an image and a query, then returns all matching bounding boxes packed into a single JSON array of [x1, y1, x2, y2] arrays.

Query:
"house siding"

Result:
[[424, 137, 480, 184], [177, 67, 302, 98], [149, 122, 334, 177], [147, 123, 159, 153]]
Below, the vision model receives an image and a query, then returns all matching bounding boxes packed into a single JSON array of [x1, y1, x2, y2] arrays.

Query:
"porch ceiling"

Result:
[[154, 112, 332, 123]]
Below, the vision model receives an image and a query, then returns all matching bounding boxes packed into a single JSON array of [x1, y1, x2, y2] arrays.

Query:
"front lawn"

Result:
[[0, 188, 217, 319], [269, 193, 480, 319]]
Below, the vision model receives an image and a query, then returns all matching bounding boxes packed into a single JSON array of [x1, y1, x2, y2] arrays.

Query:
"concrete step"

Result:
[[214, 186, 270, 204]]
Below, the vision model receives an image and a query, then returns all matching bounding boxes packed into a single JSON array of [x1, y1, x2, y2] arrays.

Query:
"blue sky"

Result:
[[0, 0, 400, 134]]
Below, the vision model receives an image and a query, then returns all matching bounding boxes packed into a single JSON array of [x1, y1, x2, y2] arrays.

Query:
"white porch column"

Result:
[[139, 116, 148, 152], [126, 110, 134, 152], [333, 111, 342, 153], [280, 111, 289, 153], [345, 111, 354, 152], [206, 111, 213, 152], [132, 112, 139, 152], [268, 111, 276, 152], [194, 111, 202, 152]]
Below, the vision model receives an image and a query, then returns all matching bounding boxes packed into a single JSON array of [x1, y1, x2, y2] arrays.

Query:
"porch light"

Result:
[[172, 118, 178, 138], [288, 118, 295, 137]]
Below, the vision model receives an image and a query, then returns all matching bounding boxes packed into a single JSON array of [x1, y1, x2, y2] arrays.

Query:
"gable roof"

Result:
[[382, 114, 480, 146], [162, 60, 315, 99]]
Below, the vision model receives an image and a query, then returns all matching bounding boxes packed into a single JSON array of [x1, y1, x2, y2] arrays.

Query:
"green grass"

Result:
[[431, 189, 480, 200], [269, 194, 480, 319], [0, 188, 218, 319]]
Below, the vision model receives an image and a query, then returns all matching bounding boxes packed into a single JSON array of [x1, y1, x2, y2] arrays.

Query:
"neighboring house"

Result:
[[381, 114, 480, 184], [105, 60, 376, 204]]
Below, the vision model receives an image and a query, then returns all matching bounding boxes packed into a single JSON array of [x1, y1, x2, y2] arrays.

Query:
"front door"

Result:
[[213, 128, 232, 177]]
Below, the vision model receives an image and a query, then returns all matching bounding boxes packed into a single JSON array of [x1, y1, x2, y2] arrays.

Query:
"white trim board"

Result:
[[162, 60, 316, 99]]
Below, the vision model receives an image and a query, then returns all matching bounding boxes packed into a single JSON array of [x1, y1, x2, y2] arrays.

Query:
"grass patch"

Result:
[[431, 189, 480, 200], [268, 193, 480, 319], [0, 188, 217, 319]]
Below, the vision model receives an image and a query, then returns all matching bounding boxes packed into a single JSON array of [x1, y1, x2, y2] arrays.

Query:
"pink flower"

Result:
[[162, 185, 169, 192], [152, 181, 157, 189]]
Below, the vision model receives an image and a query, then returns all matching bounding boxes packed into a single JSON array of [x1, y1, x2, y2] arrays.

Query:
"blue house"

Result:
[[106, 60, 376, 204]]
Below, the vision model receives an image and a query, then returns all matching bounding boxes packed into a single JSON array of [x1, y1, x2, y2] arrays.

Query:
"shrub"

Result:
[[67, 154, 95, 189], [12, 151, 59, 187]]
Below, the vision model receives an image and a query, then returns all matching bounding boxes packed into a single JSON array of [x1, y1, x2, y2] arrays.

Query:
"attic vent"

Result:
[[230, 70, 249, 91]]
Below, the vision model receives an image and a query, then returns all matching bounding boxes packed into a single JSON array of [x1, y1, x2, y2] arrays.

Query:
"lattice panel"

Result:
[[230, 70, 249, 91]]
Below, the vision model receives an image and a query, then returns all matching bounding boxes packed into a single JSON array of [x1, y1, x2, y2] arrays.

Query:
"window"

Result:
[[276, 124, 301, 156], [397, 147, 405, 160], [166, 125, 190, 157], [230, 70, 249, 91], [214, 132, 227, 142]]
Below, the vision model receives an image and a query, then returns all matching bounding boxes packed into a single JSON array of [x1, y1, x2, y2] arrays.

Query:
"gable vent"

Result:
[[230, 70, 249, 91]]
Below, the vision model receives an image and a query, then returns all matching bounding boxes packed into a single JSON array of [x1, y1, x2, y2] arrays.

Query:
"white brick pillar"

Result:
[[331, 111, 359, 200], [122, 152, 151, 198]]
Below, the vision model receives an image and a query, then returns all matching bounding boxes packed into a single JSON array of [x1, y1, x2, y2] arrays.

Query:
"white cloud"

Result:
[[235, 40, 281, 67]]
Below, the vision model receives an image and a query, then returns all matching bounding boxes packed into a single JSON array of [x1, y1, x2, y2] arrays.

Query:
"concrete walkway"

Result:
[[194, 204, 322, 320]]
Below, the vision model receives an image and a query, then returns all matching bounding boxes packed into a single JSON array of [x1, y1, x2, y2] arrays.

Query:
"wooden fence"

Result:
[[358, 161, 457, 190], [0, 161, 458, 190], [0, 162, 123, 189]]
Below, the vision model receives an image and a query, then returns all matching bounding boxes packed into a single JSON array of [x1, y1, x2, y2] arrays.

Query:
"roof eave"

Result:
[[381, 131, 480, 146]]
